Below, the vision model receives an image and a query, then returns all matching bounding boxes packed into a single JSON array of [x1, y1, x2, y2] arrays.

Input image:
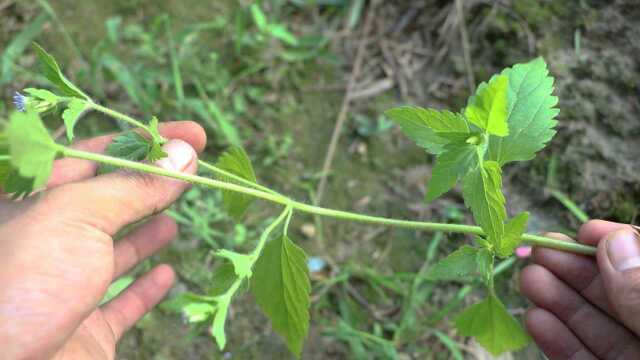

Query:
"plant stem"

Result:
[[59, 146, 597, 256], [197, 160, 280, 196], [87, 102, 151, 133], [84, 103, 278, 197]]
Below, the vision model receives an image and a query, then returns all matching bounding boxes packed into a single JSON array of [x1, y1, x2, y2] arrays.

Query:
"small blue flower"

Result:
[[13, 92, 26, 112]]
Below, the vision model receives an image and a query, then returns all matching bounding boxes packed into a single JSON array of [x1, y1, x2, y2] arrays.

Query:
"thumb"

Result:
[[597, 228, 640, 335], [33, 138, 198, 236]]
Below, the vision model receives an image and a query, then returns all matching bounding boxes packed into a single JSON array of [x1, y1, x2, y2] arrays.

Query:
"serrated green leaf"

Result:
[[32, 43, 89, 100], [148, 116, 165, 144], [251, 235, 311, 358], [0, 135, 35, 199], [385, 106, 469, 154], [147, 142, 167, 162], [216, 147, 258, 220], [465, 75, 509, 137], [146, 117, 167, 162], [3, 170, 36, 199], [488, 58, 559, 165], [426, 245, 479, 281], [497, 212, 530, 258], [215, 249, 253, 278], [7, 110, 58, 189], [462, 161, 506, 246], [100, 132, 150, 174], [455, 294, 530, 356], [427, 143, 477, 201], [62, 98, 88, 142]]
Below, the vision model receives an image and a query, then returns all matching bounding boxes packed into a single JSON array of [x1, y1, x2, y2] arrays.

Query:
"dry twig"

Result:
[[315, 0, 378, 205]]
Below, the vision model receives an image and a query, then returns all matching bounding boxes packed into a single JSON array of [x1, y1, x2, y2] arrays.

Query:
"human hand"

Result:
[[0, 121, 206, 359], [520, 220, 640, 359]]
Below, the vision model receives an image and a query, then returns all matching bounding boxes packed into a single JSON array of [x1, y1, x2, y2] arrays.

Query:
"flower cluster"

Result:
[[12, 92, 26, 112], [12, 91, 58, 113]]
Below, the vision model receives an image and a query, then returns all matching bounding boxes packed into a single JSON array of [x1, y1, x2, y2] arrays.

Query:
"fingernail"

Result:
[[607, 230, 640, 271], [156, 139, 195, 171], [515, 246, 532, 258]]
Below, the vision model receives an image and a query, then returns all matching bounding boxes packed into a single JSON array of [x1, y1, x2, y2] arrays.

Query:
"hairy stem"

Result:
[[197, 160, 280, 196], [59, 145, 597, 256], [87, 102, 152, 133]]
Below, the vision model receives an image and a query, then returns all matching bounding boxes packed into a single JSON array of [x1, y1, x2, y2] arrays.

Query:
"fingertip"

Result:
[[542, 232, 574, 241], [578, 220, 630, 246], [532, 233, 574, 263], [159, 121, 207, 153], [154, 264, 176, 288], [518, 264, 541, 297]]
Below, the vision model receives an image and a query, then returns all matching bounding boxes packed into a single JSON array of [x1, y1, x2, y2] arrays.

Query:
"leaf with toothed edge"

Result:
[[62, 98, 89, 142], [487, 58, 559, 165], [251, 235, 311, 358], [99, 132, 150, 174], [7, 109, 58, 190], [215, 146, 258, 220], [32, 43, 89, 100], [455, 294, 530, 356], [426, 245, 480, 281], [465, 75, 509, 137], [385, 106, 470, 155]]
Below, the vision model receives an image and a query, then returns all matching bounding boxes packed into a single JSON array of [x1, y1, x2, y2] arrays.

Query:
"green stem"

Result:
[[250, 205, 291, 259], [87, 102, 152, 133], [84, 102, 276, 197], [197, 160, 280, 196], [59, 146, 597, 256]]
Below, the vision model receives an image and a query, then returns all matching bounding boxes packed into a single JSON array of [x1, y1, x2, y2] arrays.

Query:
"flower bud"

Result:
[[13, 91, 59, 114]]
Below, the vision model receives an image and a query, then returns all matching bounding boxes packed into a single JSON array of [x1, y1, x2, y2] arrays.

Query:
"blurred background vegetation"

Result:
[[1, 0, 639, 358]]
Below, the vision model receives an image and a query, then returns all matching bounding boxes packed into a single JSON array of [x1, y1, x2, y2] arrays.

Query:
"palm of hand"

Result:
[[0, 122, 205, 359]]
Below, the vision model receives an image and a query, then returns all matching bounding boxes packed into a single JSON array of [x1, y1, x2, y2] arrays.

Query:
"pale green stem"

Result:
[[197, 160, 280, 196], [87, 102, 152, 134], [58, 146, 597, 256], [250, 205, 292, 259], [85, 102, 277, 196]]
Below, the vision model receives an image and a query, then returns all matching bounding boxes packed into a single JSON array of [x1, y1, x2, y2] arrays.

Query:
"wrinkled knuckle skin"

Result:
[[120, 170, 179, 213], [121, 169, 160, 190]]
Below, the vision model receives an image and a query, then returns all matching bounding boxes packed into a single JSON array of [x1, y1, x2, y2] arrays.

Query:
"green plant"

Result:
[[3, 44, 597, 357]]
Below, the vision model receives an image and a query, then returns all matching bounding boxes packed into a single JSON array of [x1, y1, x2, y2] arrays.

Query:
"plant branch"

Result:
[[87, 102, 151, 133], [58, 145, 597, 256], [197, 159, 280, 196]]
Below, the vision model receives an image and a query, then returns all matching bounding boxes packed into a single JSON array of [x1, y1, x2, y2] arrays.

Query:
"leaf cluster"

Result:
[[387, 57, 559, 355]]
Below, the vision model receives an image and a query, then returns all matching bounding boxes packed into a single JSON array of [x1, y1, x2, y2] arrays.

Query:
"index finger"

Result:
[[577, 220, 636, 246], [47, 121, 207, 188]]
